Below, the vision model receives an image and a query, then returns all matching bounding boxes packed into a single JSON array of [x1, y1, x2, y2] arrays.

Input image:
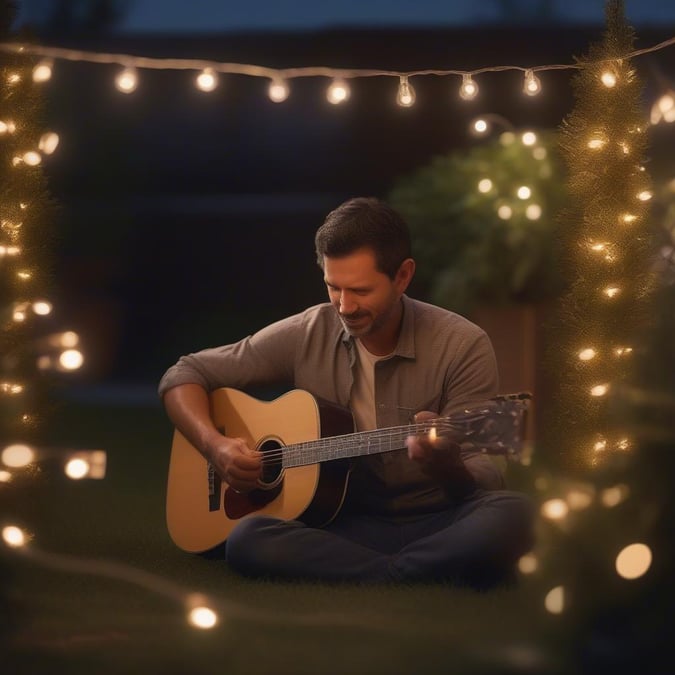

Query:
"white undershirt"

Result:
[[350, 339, 390, 431]]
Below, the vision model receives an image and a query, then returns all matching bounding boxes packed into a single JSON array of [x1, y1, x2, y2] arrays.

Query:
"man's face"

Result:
[[323, 247, 411, 345]]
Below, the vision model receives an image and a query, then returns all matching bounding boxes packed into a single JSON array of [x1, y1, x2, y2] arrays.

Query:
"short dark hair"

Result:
[[315, 197, 412, 279]]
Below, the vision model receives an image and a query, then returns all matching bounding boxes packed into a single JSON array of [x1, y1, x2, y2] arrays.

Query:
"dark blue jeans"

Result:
[[225, 490, 534, 586]]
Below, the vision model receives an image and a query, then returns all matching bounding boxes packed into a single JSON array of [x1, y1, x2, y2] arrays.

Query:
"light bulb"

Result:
[[195, 68, 218, 92], [59, 349, 84, 371], [591, 384, 609, 397], [517, 186, 531, 200], [459, 74, 478, 101], [478, 178, 493, 193], [473, 118, 488, 134], [523, 69, 542, 96], [268, 78, 290, 103], [395, 75, 415, 107], [525, 204, 542, 220], [521, 131, 537, 146], [32, 59, 53, 83], [497, 205, 513, 220], [327, 79, 350, 104], [601, 71, 617, 88], [39, 132, 59, 155], [637, 190, 652, 202], [115, 67, 138, 94], [22, 151, 41, 166]]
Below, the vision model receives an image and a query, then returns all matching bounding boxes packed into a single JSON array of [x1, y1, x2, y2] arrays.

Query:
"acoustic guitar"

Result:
[[166, 387, 530, 552]]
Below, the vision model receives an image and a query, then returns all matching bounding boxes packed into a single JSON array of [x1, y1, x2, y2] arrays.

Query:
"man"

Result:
[[159, 197, 533, 585]]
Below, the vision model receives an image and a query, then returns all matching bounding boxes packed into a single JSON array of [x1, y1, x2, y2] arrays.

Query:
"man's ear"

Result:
[[395, 258, 416, 292]]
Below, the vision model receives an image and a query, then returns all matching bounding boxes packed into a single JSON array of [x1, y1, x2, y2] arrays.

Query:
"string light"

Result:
[[2, 525, 28, 548], [477, 178, 493, 193], [637, 190, 652, 201], [523, 69, 542, 96], [115, 67, 138, 94], [578, 348, 597, 361], [521, 131, 537, 146], [459, 74, 478, 100], [0, 36, 672, 106], [396, 75, 415, 107], [38, 132, 59, 155], [601, 70, 618, 87], [525, 204, 542, 220], [615, 543, 652, 579], [32, 59, 53, 83], [195, 67, 218, 92], [22, 151, 42, 166], [540, 498, 568, 520], [326, 78, 350, 104], [590, 384, 609, 397], [497, 205, 513, 220], [268, 78, 290, 103], [517, 185, 532, 199], [1, 444, 35, 468], [544, 586, 565, 614], [59, 349, 84, 371]]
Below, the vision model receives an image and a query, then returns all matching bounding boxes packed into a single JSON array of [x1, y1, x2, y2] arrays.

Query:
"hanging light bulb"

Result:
[[39, 132, 60, 155], [115, 67, 138, 94], [396, 75, 416, 107], [523, 69, 542, 96], [268, 78, 290, 103], [195, 68, 218, 92], [459, 74, 478, 100], [32, 59, 53, 83], [327, 78, 350, 105]]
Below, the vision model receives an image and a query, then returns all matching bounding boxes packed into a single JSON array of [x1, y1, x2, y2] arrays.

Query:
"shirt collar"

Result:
[[339, 294, 416, 360]]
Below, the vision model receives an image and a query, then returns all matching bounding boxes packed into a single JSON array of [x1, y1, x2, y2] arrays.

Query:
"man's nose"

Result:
[[339, 292, 357, 315]]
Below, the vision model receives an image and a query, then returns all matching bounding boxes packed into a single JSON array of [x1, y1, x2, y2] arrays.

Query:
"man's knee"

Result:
[[225, 515, 286, 574]]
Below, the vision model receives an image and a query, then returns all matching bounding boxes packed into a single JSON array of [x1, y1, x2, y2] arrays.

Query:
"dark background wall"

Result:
[[34, 25, 675, 385]]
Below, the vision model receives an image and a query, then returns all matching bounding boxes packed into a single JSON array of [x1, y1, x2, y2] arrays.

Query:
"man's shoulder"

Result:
[[405, 296, 485, 336]]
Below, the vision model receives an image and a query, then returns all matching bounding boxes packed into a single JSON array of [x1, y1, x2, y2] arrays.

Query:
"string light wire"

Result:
[[0, 35, 673, 92]]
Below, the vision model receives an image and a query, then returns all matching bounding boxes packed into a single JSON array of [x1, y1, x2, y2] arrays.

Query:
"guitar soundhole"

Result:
[[258, 438, 284, 488]]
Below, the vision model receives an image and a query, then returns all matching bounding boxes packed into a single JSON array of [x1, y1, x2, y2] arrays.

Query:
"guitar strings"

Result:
[[256, 412, 522, 466]]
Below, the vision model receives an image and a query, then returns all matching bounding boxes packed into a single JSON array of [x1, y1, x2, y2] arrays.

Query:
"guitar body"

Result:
[[166, 388, 354, 553]]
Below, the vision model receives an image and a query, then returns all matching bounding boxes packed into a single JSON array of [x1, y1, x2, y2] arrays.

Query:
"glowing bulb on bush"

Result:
[[601, 71, 617, 88], [59, 349, 84, 371]]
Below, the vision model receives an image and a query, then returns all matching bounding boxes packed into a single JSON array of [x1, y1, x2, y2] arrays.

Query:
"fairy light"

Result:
[[578, 348, 597, 361], [601, 70, 617, 87], [525, 204, 542, 220], [473, 119, 488, 134], [59, 349, 84, 371], [0, 245, 21, 257], [587, 135, 607, 150], [566, 487, 594, 510], [637, 190, 652, 201], [614, 346, 633, 356], [601, 484, 629, 507], [65, 458, 89, 479], [39, 132, 59, 155], [521, 131, 537, 146], [268, 78, 289, 103], [195, 68, 218, 92], [0, 470, 12, 483], [594, 438, 607, 453], [517, 553, 538, 574], [590, 383, 609, 397], [615, 543, 652, 580], [540, 498, 568, 520], [621, 213, 638, 224], [1, 444, 35, 468], [2, 525, 27, 548], [32, 59, 53, 83], [517, 185, 532, 200], [326, 78, 350, 104], [32, 300, 52, 315], [497, 205, 513, 220], [115, 67, 138, 93], [459, 74, 478, 100], [604, 286, 620, 298], [523, 69, 542, 96], [544, 586, 565, 614], [532, 146, 547, 160], [477, 178, 493, 193], [0, 382, 24, 395], [7, 71, 20, 84], [396, 75, 415, 107], [22, 151, 41, 166]]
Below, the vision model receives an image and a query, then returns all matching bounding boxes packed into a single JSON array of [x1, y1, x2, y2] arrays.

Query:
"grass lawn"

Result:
[[1, 391, 576, 675]]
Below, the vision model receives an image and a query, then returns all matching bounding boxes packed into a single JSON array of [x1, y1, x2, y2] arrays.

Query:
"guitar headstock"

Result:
[[434, 392, 532, 459]]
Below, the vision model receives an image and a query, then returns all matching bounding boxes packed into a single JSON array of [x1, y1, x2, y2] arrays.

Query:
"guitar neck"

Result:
[[282, 424, 419, 469]]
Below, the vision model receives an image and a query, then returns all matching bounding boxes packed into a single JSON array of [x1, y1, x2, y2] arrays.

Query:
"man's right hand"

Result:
[[205, 435, 262, 494]]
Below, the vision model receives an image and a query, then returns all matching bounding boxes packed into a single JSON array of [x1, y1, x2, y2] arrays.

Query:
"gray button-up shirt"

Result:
[[158, 295, 503, 517]]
